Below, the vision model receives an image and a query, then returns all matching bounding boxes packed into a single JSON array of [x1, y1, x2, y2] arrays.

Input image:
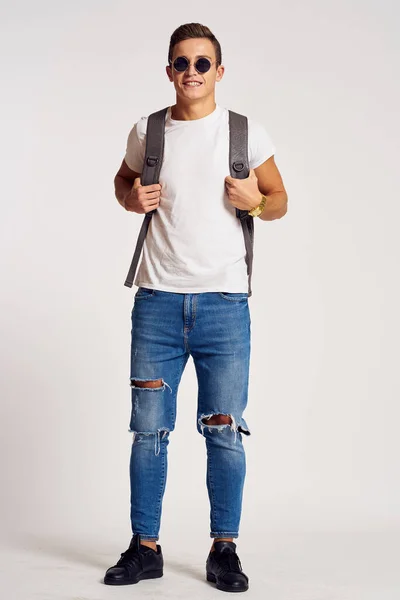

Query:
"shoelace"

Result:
[[116, 545, 143, 573], [215, 549, 243, 574]]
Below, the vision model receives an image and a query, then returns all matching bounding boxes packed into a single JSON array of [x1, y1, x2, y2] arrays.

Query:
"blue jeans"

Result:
[[129, 287, 251, 541]]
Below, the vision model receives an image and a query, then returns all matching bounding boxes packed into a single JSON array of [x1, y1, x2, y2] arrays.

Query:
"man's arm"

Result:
[[254, 156, 288, 221], [114, 159, 141, 209]]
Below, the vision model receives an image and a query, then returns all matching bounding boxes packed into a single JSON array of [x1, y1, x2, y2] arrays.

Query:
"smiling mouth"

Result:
[[183, 82, 203, 87]]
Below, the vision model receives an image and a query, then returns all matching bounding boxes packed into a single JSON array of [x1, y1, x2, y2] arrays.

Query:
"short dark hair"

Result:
[[168, 23, 222, 67]]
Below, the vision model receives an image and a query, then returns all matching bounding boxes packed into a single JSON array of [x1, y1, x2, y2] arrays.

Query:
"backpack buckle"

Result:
[[232, 161, 244, 172], [146, 155, 159, 167]]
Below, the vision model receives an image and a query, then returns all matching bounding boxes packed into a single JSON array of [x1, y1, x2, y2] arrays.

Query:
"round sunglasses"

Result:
[[170, 56, 217, 74]]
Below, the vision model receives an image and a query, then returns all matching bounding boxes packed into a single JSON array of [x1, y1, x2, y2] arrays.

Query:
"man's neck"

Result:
[[170, 100, 217, 121]]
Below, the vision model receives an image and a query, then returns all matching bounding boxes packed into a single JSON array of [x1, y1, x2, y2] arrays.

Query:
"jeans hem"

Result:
[[210, 532, 239, 538], [132, 532, 159, 541]]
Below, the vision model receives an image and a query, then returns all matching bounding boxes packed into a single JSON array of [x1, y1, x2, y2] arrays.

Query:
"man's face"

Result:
[[166, 38, 224, 101]]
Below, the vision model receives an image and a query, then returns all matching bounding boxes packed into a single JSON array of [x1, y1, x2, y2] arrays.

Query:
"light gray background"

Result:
[[1, 1, 399, 598]]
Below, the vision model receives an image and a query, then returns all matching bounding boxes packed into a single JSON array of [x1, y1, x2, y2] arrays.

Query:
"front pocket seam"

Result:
[[135, 288, 156, 299], [218, 292, 248, 302]]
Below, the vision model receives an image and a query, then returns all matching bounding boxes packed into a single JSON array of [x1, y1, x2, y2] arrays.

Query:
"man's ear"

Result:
[[216, 65, 225, 82], [166, 65, 173, 82]]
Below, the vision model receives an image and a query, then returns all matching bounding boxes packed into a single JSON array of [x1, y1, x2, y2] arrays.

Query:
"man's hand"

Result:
[[224, 169, 262, 212], [124, 178, 162, 214]]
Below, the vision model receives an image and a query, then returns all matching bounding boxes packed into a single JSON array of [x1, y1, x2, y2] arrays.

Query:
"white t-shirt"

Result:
[[124, 104, 276, 293]]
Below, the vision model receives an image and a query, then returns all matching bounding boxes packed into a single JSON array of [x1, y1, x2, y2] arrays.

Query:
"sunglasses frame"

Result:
[[169, 55, 218, 74]]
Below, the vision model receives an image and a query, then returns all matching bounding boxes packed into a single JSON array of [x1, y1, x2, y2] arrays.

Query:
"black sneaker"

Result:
[[206, 540, 249, 592], [104, 533, 163, 585]]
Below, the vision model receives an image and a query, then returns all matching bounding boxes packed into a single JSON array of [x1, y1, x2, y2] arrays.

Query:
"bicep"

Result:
[[115, 158, 141, 183], [254, 155, 286, 196]]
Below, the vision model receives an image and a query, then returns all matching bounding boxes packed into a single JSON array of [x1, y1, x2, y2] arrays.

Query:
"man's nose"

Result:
[[187, 63, 198, 76]]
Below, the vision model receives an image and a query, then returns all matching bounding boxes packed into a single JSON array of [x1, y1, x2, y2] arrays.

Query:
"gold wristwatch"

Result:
[[248, 194, 267, 217]]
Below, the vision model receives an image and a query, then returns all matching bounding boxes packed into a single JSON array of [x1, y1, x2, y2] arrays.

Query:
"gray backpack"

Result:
[[124, 107, 255, 296]]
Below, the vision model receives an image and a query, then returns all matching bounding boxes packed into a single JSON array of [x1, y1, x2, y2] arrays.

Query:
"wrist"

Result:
[[248, 193, 267, 217]]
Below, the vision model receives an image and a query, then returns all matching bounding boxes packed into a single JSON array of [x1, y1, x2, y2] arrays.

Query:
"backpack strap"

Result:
[[124, 107, 168, 288], [228, 110, 254, 297], [124, 107, 255, 297]]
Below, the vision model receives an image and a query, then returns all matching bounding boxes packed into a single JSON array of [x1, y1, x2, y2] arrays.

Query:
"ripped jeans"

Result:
[[129, 287, 251, 541]]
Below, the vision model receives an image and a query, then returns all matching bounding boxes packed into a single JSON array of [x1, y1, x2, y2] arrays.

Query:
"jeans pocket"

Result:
[[218, 291, 249, 302], [134, 286, 156, 299]]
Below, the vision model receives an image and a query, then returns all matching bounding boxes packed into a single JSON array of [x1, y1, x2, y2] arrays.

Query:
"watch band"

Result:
[[248, 194, 267, 217]]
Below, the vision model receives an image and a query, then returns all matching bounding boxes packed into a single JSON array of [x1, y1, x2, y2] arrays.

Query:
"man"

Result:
[[104, 22, 287, 593]]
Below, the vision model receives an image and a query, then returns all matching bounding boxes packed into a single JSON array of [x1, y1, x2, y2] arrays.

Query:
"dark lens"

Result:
[[173, 56, 189, 72], [195, 57, 211, 73]]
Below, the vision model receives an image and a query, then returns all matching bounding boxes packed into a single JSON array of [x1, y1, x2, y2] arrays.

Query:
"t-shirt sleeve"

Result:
[[124, 117, 147, 173], [247, 118, 276, 169]]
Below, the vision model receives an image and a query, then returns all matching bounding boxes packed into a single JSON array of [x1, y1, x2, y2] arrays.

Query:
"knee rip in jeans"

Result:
[[130, 378, 172, 392], [199, 413, 251, 443], [129, 377, 172, 456]]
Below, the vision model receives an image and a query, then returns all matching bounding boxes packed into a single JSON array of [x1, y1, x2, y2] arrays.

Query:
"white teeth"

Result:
[[185, 82, 201, 86]]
